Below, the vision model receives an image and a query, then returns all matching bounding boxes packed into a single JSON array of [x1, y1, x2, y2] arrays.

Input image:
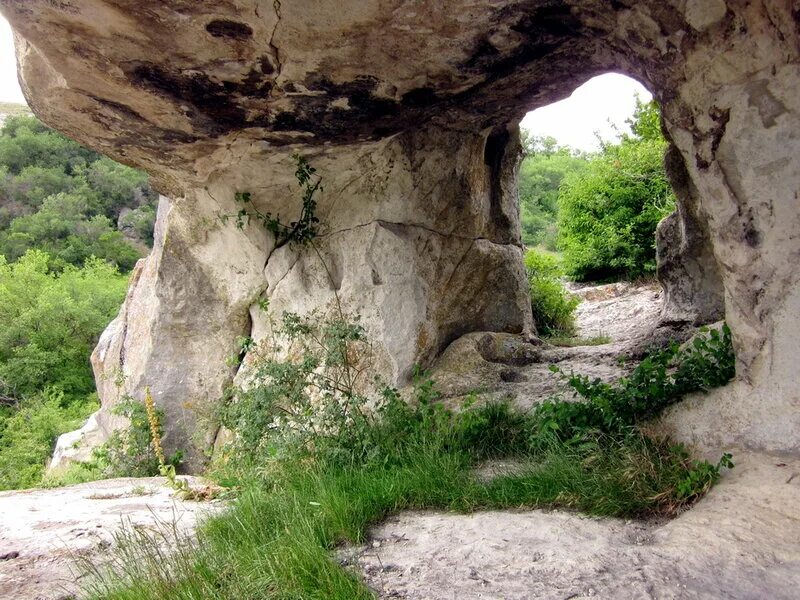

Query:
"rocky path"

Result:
[[0, 477, 219, 600], [430, 279, 674, 408]]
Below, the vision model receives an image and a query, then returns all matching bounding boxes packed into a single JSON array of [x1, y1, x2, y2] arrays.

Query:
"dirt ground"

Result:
[[348, 451, 800, 599], [0, 477, 219, 600]]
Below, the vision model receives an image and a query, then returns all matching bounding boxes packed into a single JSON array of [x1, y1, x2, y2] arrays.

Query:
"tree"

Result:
[[0, 114, 156, 270], [0, 192, 143, 271], [0, 115, 98, 175], [626, 95, 662, 142], [0, 250, 128, 402], [0, 251, 127, 490], [3, 165, 77, 209], [557, 98, 674, 281], [517, 135, 587, 248], [85, 156, 155, 218]]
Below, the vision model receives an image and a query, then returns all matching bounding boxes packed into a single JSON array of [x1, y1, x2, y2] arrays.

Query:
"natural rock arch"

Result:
[[2, 0, 797, 466]]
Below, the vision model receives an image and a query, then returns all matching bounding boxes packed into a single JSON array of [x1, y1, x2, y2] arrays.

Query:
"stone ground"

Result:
[[0, 477, 220, 600]]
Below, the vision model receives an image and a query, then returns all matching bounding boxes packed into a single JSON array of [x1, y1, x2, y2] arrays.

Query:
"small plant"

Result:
[[524, 248, 580, 337], [675, 450, 734, 500], [95, 398, 161, 478], [536, 324, 735, 441], [220, 154, 322, 249], [143, 387, 205, 500], [220, 309, 407, 467], [547, 334, 611, 347]]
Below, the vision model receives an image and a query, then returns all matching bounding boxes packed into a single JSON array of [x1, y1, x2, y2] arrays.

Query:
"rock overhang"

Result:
[[2, 1, 639, 185]]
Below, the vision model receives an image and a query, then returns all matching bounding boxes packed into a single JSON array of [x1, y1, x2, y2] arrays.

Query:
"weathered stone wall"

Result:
[[656, 144, 725, 326], [89, 126, 534, 462], [2, 0, 798, 463]]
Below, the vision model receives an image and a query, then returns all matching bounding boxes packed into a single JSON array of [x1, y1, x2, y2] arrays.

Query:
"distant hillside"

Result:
[[0, 102, 31, 122]]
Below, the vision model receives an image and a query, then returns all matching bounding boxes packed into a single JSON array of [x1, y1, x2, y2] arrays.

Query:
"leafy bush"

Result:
[[0, 251, 127, 489], [557, 99, 675, 281], [93, 400, 163, 478], [0, 193, 142, 271], [220, 309, 412, 467], [84, 157, 153, 219], [119, 204, 157, 246], [0, 390, 98, 490], [0, 250, 128, 401], [524, 248, 579, 337], [536, 324, 735, 440]]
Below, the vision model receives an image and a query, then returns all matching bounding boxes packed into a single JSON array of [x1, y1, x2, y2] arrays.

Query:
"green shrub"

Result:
[[0, 250, 128, 401], [524, 248, 579, 337], [557, 99, 675, 282], [0, 193, 143, 272], [0, 251, 127, 489], [518, 135, 588, 249], [536, 324, 735, 440], [93, 400, 163, 478], [0, 390, 98, 490], [0, 114, 156, 271]]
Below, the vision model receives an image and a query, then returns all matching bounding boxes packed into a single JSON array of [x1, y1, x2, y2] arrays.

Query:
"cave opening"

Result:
[[514, 72, 725, 345]]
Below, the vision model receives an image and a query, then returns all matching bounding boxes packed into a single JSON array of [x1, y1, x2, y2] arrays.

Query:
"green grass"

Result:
[[547, 334, 612, 347], [81, 325, 736, 599], [82, 411, 727, 600]]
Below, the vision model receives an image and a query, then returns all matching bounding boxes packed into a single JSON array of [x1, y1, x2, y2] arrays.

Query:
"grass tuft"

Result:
[[546, 334, 612, 347]]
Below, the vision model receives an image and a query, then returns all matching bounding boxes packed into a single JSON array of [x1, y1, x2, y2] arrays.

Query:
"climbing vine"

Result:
[[221, 154, 321, 249]]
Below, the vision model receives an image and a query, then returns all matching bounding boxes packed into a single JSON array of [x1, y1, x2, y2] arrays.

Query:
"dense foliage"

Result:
[[557, 99, 675, 281], [0, 251, 128, 489], [518, 134, 587, 249], [0, 112, 149, 490], [0, 114, 155, 271], [524, 248, 579, 337]]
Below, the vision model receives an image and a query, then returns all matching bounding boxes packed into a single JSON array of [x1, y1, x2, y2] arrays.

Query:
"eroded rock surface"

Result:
[[429, 280, 682, 407], [656, 144, 725, 326], [1, 1, 798, 462]]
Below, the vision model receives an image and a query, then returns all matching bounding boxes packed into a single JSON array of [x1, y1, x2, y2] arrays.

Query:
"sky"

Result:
[[0, 15, 25, 104], [520, 73, 652, 152], [0, 15, 650, 149]]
